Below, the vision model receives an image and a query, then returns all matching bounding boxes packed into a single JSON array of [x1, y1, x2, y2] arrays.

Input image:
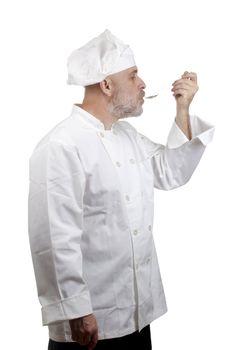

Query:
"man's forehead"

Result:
[[117, 66, 138, 78], [108, 66, 138, 80], [127, 66, 138, 74]]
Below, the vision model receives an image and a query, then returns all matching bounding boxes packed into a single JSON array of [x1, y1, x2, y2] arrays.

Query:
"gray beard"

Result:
[[108, 96, 143, 119]]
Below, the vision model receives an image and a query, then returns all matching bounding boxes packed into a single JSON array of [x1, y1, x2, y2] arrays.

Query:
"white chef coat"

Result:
[[28, 104, 214, 341]]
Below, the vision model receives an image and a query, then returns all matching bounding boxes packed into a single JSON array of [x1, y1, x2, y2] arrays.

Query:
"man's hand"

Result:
[[171, 71, 199, 111], [172, 71, 199, 140], [69, 313, 98, 350]]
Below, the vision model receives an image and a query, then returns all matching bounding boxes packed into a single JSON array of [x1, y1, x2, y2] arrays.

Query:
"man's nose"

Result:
[[139, 77, 146, 90]]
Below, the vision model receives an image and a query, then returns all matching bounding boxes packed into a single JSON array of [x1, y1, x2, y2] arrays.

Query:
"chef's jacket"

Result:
[[28, 104, 214, 341]]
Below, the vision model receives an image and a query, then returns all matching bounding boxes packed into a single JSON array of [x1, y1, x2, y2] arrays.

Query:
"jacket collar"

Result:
[[71, 104, 118, 131]]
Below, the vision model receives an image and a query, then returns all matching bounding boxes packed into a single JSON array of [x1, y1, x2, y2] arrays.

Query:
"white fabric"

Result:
[[28, 105, 214, 341], [67, 29, 136, 86]]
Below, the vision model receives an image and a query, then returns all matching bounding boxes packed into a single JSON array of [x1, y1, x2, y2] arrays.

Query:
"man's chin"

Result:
[[115, 104, 143, 119], [131, 106, 143, 117]]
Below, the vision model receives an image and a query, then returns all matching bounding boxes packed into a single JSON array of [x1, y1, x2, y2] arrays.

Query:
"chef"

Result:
[[28, 29, 215, 350]]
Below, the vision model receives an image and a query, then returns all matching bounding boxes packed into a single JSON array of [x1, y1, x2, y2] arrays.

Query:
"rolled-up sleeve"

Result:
[[28, 141, 93, 325], [137, 115, 215, 190]]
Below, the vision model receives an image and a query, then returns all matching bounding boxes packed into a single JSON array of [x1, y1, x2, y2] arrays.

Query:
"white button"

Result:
[[113, 130, 117, 135], [100, 132, 105, 137], [148, 225, 152, 231], [125, 195, 130, 201], [146, 258, 151, 264], [129, 158, 135, 164], [133, 229, 138, 236], [141, 136, 144, 139], [116, 161, 121, 167]]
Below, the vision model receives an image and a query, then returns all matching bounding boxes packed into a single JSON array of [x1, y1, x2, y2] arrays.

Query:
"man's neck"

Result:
[[79, 102, 119, 130]]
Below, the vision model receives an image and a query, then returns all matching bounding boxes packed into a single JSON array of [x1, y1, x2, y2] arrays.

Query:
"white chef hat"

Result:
[[67, 29, 136, 86]]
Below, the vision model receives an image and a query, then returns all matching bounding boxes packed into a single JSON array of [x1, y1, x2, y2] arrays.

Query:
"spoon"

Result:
[[145, 94, 158, 99], [145, 75, 191, 100]]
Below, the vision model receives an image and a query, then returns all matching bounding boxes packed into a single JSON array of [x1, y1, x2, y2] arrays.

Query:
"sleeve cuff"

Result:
[[167, 115, 215, 149], [41, 291, 93, 325]]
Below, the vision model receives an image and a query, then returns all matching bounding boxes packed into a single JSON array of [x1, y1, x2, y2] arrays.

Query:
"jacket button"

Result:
[[133, 229, 138, 236], [148, 225, 152, 231], [129, 158, 135, 164], [100, 132, 105, 137], [116, 161, 121, 167], [125, 195, 130, 201]]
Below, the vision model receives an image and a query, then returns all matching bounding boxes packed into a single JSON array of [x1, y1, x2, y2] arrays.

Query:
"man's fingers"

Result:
[[83, 331, 92, 344], [69, 314, 98, 347], [172, 88, 188, 97], [181, 71, 197, 82], [172, 80, 194, 89], [87, 331, 98, 350], [172, 76, 199, 96], [77, 327, 98, 347]]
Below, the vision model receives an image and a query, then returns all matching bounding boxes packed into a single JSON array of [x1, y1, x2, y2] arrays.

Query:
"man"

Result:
[[28, 29, 214, 350]]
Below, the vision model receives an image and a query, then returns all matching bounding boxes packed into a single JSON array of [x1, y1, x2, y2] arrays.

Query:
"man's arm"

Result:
[[175, 109, 192, 140], [135, 72, 214, 191], [137, 116, 214, 191], [28, 141, 93, 324], [172, 71, 199, 140], [28, 141, 98, 348]]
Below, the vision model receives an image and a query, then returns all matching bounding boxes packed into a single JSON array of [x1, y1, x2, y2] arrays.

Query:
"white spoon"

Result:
[[145, 94, 158, 99], [145, 76, 191, 100], [145, 85, 165, 99]]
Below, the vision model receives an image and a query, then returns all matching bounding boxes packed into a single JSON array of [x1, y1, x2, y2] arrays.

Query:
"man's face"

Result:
[[108, 66, 146, 119]]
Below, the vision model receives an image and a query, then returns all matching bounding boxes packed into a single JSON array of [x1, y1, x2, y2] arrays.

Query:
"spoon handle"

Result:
[[145, 94, 158, 99]]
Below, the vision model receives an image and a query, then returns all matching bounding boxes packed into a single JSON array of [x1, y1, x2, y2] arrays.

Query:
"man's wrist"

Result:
[[175, 108, 192, 140], [176, 106, 189, 120]]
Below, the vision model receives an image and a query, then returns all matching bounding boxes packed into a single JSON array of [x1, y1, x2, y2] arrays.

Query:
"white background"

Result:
[[1, 0, 232, 349]]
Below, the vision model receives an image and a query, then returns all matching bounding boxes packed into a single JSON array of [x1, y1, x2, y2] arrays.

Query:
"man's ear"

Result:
[[99, 78, 113, 97]]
